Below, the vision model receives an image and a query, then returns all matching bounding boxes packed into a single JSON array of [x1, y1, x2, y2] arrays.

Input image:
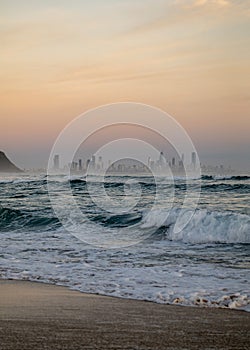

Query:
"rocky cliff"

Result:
[[0, 151, 23, 172]]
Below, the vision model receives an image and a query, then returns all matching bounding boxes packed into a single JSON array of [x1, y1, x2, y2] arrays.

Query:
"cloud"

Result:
[[124, 0, 238, 38], [192, 0, 230, 6], [175, 0, 231, 7]]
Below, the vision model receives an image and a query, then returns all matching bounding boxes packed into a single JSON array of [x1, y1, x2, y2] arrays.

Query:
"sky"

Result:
[[1, 0, 250, 170]]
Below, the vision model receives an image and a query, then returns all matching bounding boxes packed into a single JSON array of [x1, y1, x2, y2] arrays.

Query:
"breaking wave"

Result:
[[1, 204, 249, 245], [141, 208, 250, 244]]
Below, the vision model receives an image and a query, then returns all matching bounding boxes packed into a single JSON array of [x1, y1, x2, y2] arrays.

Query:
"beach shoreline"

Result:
[[0, 279, 250, 350]]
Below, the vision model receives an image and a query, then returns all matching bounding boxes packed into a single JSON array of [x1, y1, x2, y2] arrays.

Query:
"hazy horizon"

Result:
[[1, 147, 249, 172], [1, 0, 250, 171]]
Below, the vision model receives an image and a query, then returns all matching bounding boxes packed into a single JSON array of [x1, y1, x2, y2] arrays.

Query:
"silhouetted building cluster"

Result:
[[50, 151, 238, 175], [52, 151, 200, 174]]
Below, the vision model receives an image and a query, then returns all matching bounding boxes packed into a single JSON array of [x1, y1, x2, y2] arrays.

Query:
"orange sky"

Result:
[[1, 0, 249, 169]]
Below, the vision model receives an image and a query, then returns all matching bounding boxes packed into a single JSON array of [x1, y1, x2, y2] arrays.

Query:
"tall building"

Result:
[[179, 160, 184, 169], [172, 157, 175, 167], [150, 160, 155, 170], [98, 156, 103, 170], [148, 157, 151, 168], [191, 152, 196, 168], [70, 162, 77, 170], [159, 151, 164, 166], [91, 155, 96, 169], [53, 155, 59, 170], [159, 151, 167, 169], [79, 159, 82, 171]]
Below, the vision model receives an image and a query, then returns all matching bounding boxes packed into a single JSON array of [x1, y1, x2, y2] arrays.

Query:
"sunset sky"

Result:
[[1, 0, 250, 170]]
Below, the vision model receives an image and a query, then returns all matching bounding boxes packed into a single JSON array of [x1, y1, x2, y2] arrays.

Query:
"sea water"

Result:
[[0, 173, 249, 311]]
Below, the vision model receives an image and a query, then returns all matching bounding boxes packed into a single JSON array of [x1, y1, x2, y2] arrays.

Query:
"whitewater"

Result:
[[0, 173, 249, 311]]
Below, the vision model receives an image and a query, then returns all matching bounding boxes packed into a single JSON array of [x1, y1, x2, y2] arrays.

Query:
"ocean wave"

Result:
[[0, 207, 60, 231], [69, 178, 86, 184], [201, 183, 250, 191], [201, 175, 250, 181], [93, 212, 143, 227], [1, 174, 249, 187], [0, 179, 14, 184], [1, 204, 249, 244], [141, 208, 250, 244], [0, 178, 47, 185]]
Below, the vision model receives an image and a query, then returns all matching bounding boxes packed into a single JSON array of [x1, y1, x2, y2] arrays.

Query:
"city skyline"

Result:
[[51, 150, 233, 175]]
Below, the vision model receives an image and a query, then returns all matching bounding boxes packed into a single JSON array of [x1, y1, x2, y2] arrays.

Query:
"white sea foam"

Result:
[[141, 208, 250, 244]]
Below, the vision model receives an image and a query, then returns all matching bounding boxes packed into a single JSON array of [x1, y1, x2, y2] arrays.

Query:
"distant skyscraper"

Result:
[[172, 157, 175, 167], [98, 156, 103, 170], [148, 157, 151, 168], [191, 152, 196, 168], [91, 155, 96, 169], [53, 155, 59, 170], [159, 151, 167, 169], [179, 160, 183, 169], [79, 159, 82, 171], [70, 162, 77, 170], [150, 160, 155, 170], [159, 151, 164, 166]]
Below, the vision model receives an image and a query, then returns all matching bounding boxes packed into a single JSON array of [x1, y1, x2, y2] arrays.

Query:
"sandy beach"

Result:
[[0, 280, 249, 349]]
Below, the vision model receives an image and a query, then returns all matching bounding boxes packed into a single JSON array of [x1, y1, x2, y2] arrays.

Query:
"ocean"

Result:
[[0, 173, 249, 311]]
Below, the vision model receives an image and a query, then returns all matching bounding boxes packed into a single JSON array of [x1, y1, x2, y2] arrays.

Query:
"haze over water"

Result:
[[1, 0, 250, 171]]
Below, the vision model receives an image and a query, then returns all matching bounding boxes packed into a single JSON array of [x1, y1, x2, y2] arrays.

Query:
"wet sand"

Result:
[[0, 280, 249, 349]]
